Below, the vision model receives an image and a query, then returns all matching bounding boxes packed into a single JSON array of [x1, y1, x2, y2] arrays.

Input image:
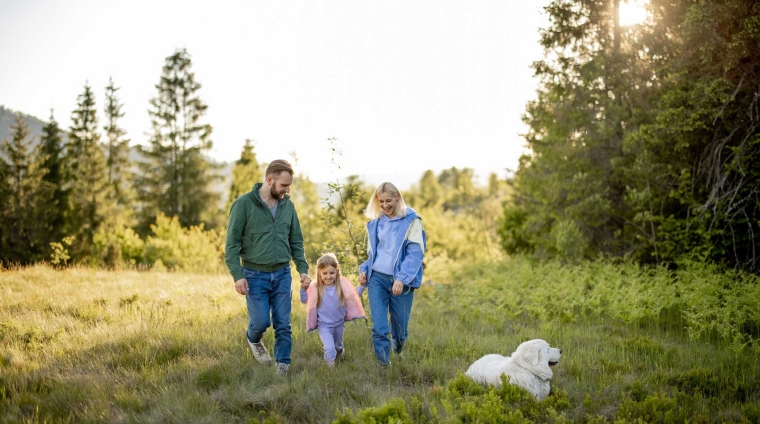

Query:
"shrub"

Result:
[[142, 213, 225, 273]]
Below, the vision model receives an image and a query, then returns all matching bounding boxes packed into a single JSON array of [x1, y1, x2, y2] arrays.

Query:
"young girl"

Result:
[[300, 253, 367, 366], [358, 182, 426, 366]]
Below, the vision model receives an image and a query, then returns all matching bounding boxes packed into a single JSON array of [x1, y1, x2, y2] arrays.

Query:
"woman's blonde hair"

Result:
[[316, 253, 344, 307], [364, 182, 408, 219]]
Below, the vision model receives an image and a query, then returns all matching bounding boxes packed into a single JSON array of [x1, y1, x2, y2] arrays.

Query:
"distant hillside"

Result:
[[0, 105, 46, 144], [0, 106, 354, 207], [1, 104, 233, 206]]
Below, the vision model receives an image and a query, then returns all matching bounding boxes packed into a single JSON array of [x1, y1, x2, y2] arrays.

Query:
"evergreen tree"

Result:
[[418, 169, 443, 208], [0, 114, 48, 263], [506, 0, 641, 261], [226, 138, 262, 211], [0, 141, 7, 262], [438, 167, 477, 211], [38, 110, 69, 253], [136, 48, 220, 233], [504, 0, 760, 270], [67, 83, 112, 260], [103, 77, 135, 224]]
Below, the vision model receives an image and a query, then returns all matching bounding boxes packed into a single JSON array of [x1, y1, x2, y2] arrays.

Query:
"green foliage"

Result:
[[227, 139, 263, 213], [0, 113, 50, 264], [337, 374, 570, 424], [549, 220, 588, 264], [498, 207, 533, 255], [49, 236, 75, 266], [38, 111, 68, 255], [617, 391, 690, 423], [136, 48, 221, 234], [405, 167, 508, 268], [142, 213, 224, 273], [66, 83, 113, 261], [335, 398, 413, 424], [103, 77, 135, 226], [92, 223, 145, 269], [416, 169, 443, 208], [507, 0, 760, 271]]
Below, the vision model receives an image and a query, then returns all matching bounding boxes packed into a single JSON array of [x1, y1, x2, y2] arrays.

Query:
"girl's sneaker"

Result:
[[327, 361, 335, 368], [336, 348, 345, 359]]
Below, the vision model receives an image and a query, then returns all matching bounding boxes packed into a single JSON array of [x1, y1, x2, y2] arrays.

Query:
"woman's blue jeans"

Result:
[[367, 271, 415, 365], [243, 266, 292, 364]]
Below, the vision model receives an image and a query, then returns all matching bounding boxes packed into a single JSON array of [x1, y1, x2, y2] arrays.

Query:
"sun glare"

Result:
[[619, 0, 648, 26]]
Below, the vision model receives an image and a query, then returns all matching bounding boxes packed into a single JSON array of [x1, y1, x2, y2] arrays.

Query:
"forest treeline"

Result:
[[0, 49, 509, 271], [2, 0, 759, 273], [0, 49, 226, 269], [502, 0, 760, 271]]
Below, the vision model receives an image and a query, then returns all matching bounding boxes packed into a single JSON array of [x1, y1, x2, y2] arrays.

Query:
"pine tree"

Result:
[[38, 110, 69, 253], [103, 77, 135, 224], [226, 138, 262, 211], [136, 48, 220, 233], [0, 141, 8, 263], [0, 114, 48, 263], [418, 169, 443, 208], [67, 83, 112, 259]]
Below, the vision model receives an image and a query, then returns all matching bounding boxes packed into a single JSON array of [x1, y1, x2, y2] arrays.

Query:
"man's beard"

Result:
[[271, 188, 285, 199]]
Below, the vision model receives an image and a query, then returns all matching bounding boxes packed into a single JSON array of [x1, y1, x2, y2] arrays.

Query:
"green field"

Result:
[[1, 259, 759, 423]]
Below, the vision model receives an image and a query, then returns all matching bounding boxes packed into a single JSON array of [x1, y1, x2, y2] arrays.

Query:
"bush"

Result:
[[92, 224, 145, 269], [142, 213, 225, 273]]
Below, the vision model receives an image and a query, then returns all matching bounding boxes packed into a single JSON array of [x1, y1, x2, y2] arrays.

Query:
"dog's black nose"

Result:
[[559, 349, 562, 354]]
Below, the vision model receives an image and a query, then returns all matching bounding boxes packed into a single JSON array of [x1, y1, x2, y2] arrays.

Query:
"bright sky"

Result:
[[1, 0, 556, 187]]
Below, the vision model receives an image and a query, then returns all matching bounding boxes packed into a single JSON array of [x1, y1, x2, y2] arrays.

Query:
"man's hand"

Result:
[[358, 272, 367, 286], [392, 280, 404, 296], [235, 278, 247, 295], [300, 277, 311, 290]]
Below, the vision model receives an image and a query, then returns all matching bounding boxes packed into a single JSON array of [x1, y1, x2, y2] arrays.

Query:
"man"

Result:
[[225, 159, 311, 376]]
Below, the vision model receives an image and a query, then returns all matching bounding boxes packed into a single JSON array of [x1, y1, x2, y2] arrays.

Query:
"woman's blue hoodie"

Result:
[[359, 207, 426, 289]]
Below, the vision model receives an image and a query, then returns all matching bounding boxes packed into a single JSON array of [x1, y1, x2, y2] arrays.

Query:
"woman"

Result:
[[358, 182, 426, 366]]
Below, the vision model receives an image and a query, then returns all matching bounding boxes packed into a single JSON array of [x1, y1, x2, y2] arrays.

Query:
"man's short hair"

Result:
[[265, 159, 294, 178]]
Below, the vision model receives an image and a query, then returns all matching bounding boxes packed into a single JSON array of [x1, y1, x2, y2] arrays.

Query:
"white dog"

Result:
[[465, 339, 562, 401]]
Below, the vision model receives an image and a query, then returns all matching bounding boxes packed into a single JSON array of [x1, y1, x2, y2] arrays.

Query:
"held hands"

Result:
[[235, 278, 247, 296], [358, 272, 367, 286], [300, 273, 312, 290]]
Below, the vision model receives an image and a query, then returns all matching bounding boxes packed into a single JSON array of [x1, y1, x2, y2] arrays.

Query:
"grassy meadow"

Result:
[[1, 259, 759, 423]]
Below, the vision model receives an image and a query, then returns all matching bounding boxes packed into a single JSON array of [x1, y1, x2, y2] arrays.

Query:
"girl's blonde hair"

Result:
[[316, 253, 344, 307], [364, 182, 408, 219]]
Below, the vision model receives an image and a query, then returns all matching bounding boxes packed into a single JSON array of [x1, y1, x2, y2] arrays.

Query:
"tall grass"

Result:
[[1, 259, 758, 423]]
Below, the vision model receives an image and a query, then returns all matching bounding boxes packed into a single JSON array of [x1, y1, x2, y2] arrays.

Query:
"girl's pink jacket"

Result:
[[306, 276, 367, 331]]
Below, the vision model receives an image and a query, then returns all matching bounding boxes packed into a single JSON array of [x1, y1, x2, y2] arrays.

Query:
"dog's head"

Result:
[[512, 339, 562, 381]]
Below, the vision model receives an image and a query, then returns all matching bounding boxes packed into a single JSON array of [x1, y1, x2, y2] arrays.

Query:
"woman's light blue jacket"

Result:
[[359, 207, 426, 288]]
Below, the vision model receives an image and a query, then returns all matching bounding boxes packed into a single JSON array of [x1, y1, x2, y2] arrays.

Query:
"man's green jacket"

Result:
[[225, 183, 309, 282]]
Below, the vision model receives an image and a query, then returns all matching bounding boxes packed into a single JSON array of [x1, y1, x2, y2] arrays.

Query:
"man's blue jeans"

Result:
[[243, 266, 292, 364], [367, 271, 415, 365]]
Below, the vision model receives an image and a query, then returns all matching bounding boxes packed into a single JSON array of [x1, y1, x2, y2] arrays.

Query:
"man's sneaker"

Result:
[[275, 362, 289, 376], [247, 340, 272, 365]]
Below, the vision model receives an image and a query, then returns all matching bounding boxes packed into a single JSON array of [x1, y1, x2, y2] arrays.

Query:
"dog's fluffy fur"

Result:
[[465, 339, 562, 401]]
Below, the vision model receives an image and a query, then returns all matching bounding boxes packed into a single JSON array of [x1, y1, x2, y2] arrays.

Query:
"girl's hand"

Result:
[[358, 272, 367, 285], [300, 279, 310, 290], [392, 280, 404, 296]]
